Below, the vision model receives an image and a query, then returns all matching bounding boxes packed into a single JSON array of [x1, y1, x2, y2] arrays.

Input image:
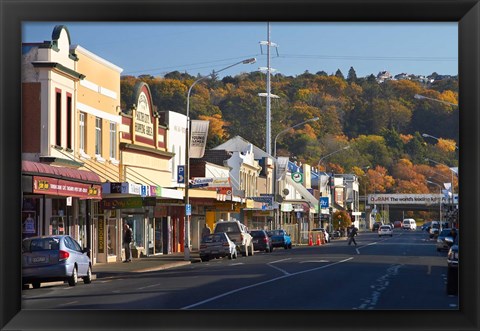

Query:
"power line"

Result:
[[278, 54, 457, 62]]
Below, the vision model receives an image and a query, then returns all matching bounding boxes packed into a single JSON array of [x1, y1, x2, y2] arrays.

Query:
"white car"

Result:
[[378, 225, 393, 237], [402, 218, 417, 230]]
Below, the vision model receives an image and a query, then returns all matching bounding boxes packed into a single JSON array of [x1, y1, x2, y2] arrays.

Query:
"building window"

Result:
[[95, 117, 102, 155], [66, 94, 72, 150], [79, 112, 85, 151], [109, 122, 116, 159], [55, 90, 62, 147]]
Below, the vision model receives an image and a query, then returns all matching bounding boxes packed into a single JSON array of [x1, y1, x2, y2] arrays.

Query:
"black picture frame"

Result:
[[1, 1, 479, 330]]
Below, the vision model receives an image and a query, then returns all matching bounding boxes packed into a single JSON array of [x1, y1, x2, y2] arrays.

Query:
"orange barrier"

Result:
[[308, 233, 313, 246], [316, 234, 321, 246]]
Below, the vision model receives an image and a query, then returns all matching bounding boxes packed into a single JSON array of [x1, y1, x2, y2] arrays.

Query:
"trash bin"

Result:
[[446, 266, 458, 295]]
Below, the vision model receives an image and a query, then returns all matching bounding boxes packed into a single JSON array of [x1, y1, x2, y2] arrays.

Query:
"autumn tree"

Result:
[[332, 210, 351, 231]]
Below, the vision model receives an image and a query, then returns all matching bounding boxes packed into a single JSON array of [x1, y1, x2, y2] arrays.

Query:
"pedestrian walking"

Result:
[[348, 224, 358, 246], [123, 223, 133, 262]]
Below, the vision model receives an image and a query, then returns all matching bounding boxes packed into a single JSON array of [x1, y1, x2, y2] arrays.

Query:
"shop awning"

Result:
[[22, 160, 101, 184], [22, 160, 102, 199]]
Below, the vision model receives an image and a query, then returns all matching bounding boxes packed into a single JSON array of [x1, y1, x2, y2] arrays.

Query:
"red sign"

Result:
[[33, 176, 102, 199], [217, 187, 233, 195]]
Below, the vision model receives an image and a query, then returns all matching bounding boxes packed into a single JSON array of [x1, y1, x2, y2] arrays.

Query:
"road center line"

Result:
[[181, 257, 353, 309]]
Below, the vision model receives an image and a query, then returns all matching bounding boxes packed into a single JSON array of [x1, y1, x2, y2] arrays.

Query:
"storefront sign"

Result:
[[281, 203, 293, 212], [217, 187, 233, 195], [210, 177, 231, 188], [368, 194, 445, 205], [100, 197, 156, 210], [135, 91, 154, 140], [22, 211, 36, 235], [33, 176, 101, 199], [97, 216, 105, 254]]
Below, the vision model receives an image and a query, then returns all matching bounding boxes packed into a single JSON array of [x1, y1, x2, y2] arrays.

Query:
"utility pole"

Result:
[[259, 22, 279, 155]]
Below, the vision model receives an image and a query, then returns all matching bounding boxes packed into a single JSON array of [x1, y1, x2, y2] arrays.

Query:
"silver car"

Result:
[[199, 232, 237, 262], [22, 235, 92, 288]]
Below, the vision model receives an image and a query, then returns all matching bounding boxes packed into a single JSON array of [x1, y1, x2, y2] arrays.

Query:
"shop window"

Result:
[[107, 219, 117, 256], [66, 94, 72, 150], [55, 89, 62, 147], [79, 112, 86, 152], [95, 117, 102, 156]]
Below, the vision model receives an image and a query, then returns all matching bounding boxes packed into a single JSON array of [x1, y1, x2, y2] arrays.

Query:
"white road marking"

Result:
[[229, 263, 244, 266], [181, 257, 354, 309], [137, 284, 162, 290], [267, 263, 290, 275], [299, 260, 330, 263], [356, 264, 402, 310], [57, 301, 78, 307], [269, 258, 292, 264], [356, 248, 360, 255]]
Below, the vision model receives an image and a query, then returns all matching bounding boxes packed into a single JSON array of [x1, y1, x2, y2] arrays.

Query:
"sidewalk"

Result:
[[92, 252, 202, 280]]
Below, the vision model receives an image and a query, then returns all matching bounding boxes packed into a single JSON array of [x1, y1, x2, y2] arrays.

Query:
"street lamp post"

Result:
[[184, 58, 256, 260], [422, 133, 459, 150], [425, 157, 457, 227], [317, 145, 350, 236], [272, 117, 319, 232], [426, 180, 443, 223], [414, 94, 458, 107], [273, 117, 319, 158]]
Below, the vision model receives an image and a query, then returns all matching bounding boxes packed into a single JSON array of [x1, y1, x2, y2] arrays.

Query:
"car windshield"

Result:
[[250, 231, 264, 238]]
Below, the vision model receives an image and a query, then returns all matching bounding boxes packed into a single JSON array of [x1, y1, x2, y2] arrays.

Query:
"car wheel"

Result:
[[201, 256, 210, 262], [32, 281, 41, 289], [83, 266, 92, 284], [284, 244, 288, 249], [241, 245, 247, 257], [288, 243, 292, 249], [68, 267, 78, 286]]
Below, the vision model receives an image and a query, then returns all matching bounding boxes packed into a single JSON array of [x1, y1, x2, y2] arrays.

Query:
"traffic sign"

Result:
[[292, 172, 303, 183], [320, 197, 329, 209], [185, 204, 192, 216], [177, 165, 185, 183]]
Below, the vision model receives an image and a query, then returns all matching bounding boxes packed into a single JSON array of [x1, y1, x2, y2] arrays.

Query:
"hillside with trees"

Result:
[[120, 68, 458, 196]]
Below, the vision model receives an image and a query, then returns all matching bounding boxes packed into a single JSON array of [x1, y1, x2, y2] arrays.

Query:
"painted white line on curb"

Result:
[[181, 257, 354, 309]]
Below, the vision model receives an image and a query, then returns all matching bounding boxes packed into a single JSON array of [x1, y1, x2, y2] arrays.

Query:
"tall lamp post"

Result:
[[426, 180, 443, 222], [317, 145, 350, 234], [184, 58, 256, 260], [414, 94, 458, 107], [422, 133, 459, 150], [272, 117, 319, 231], [273, 117, 319, 158], [425, 157, 457, 227]]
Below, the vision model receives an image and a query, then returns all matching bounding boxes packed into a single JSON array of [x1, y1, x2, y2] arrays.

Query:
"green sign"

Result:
[[292, 172, 303, 183]]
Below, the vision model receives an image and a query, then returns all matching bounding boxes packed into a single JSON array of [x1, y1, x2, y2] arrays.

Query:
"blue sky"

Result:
[[22, 22, 457, 79]]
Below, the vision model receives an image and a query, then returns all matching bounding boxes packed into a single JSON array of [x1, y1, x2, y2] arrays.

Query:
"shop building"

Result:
[[21, 25, 105, 258]]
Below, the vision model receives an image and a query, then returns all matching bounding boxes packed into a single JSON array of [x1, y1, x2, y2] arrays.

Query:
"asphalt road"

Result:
[[22, 229, 458, 310]]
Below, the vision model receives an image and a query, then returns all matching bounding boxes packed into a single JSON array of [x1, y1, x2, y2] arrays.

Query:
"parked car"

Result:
[[199, 232, 237, 262], [372, 222, 383, 232], [402, 218, 417, 230], [437, 228, 457, 252], [249, 230, 273, 253], [429, 221, 440, 238], [378, 225, 393, 237], [393, 220, 403, 228], [446, 235, 459, 295], [22, 235, 92, 289], [267, 229, 292, 249], [213, 220, 254, 257], [311, 228, 329, 243]]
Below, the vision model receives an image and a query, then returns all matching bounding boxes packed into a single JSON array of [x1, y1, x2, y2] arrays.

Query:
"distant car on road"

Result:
[[249, 230, 273, 253], [429, 221, 440, 238], [421, 221, 432, 232], [393, 221, 402, 228], [437, 228, 457, 252], [267, 229, 292, 249], [378, 225, 393, 237], [213, 220, 254, 257], [199, 232, 237, 262], [22, 235, 92, 289], [372, 222, 383, 232], [402, 218, 417, 230]]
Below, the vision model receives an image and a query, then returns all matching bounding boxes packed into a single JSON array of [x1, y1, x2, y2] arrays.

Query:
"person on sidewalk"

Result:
[[348, 224, 358, 246], [201, 224, 211, 238], [123, 223, 133, 262]]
